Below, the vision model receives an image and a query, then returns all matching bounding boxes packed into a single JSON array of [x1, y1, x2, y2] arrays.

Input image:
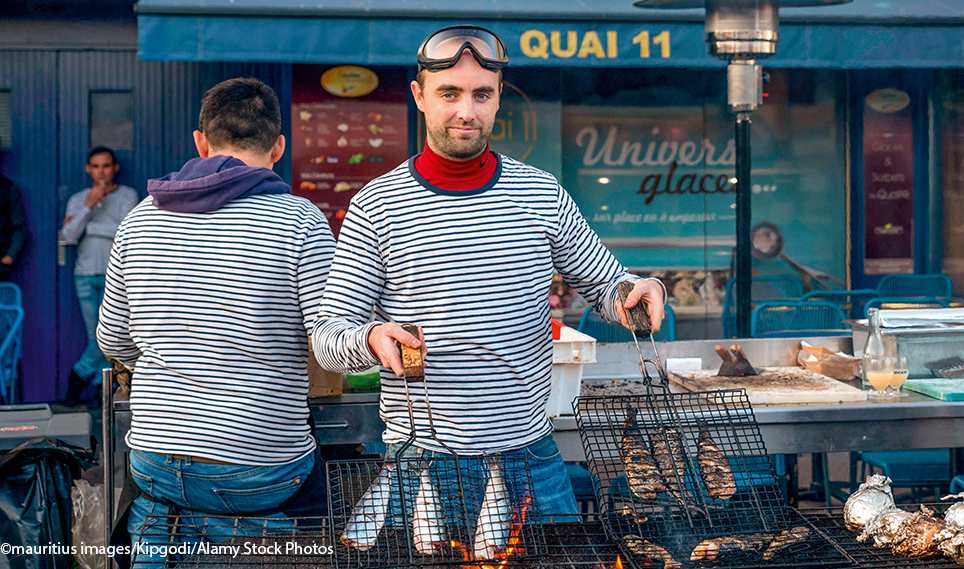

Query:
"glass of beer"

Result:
[[863, 356, 897, 399], [889, 356, 910, 397]]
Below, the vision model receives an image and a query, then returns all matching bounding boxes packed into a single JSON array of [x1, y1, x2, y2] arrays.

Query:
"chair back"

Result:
[[876, 274, 952, 298], [577, 305, 677, 342], [0, 282, 21, 307], [0, 305, 23, 404], [722, 276, 804, 338], [864, 296, 950, 317], [750, 300, 848, 338], [802, 289, 877, 320]]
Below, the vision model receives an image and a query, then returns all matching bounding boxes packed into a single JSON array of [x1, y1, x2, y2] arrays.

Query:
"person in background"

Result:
[[0, 136, 27, 282], [97, 77, 336, 568], [60, 146, 137, 406], [312, 25, 666, 518]]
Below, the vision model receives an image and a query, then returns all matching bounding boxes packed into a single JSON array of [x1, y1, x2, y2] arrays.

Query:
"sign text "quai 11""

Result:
[[520, 30, 671, 60]]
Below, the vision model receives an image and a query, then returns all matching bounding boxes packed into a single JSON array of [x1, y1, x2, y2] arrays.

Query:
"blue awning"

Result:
[[136, 0, 964, 69]]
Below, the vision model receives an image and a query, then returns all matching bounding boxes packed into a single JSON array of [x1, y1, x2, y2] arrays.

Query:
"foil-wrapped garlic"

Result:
[[943, 493, 964, 531], [844, 474, 896, 532], [858, 507, 911, 547]]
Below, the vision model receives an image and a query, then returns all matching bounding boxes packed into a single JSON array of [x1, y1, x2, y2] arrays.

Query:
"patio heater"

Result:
[[633, 0, 850, 337]]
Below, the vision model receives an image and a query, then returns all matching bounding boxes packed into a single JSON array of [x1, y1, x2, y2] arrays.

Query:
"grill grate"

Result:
[[799, 506, 960, 569], [575, 385, 851, 569], [327, 453, 545, 568]]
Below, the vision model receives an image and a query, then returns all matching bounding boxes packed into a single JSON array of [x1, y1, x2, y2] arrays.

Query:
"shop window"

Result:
[[0, 91, 11, 149], [89, 91, 132, 150]]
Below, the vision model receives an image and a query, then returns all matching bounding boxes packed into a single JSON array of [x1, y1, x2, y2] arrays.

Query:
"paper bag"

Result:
[[797, 342, 861, 381]]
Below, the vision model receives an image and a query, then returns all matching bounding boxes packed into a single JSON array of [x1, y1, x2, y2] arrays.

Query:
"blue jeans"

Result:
[[384, 434, 578, 525], [73, 274, 110, 382], [127, 450, 315, 568]]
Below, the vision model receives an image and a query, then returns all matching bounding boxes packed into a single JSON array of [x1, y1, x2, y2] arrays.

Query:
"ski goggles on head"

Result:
[[417, 25, 508, 72]]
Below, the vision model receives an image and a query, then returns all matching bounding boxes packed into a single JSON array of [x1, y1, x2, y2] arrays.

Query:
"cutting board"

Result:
[[903, 378, 964, 401], [667, 366, 867, 405]]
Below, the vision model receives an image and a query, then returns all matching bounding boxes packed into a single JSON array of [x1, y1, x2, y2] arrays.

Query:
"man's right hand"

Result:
[[368, 323, 425, 377], [84, 182, 108, 208]]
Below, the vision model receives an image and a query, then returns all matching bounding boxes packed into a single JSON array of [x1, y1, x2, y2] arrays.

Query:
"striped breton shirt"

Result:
[[313, 154, 653, 454], [61, 185, 139, 275], [98, 193, 335, 465]]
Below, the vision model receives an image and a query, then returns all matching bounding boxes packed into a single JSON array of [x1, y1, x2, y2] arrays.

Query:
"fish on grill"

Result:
[[843, 474, 896, 532], [619, 406, 665, 501], [650, 426, 699, 512], [412, 466, 446, 554], [623, 535, 680, 569], [859, 507, 912, 547], [690, 534, 769, 561], [697, 424, 736, 500], [761, 526, 811, 560], [619, 503, 648, 525], [474, 455, 512, 560], [341, 463, 395, 551], [890, 505, 945, 558]]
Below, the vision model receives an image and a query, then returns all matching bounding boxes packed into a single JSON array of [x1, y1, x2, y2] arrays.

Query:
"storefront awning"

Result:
[[136, 0, 964, 69]]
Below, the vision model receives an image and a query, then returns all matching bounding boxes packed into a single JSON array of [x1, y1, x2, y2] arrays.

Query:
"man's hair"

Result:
[[87, 146, 117, 165], [198, 78, 282, 154]]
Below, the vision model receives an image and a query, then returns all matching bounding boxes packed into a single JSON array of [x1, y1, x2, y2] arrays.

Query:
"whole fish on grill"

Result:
[[858, 507, 911, 547], [623, 535, 680, 569], [690, 534, 770, 561], [412, 466, 446, 554], [619, 503, 648, 525], [474, 455, 511, 560], [650, 426, 699, 512], [697, 424, 736, 500], [843, 474, 895, 532], [341, 463, 395, 551], [890, 505, 945, 558], [761, 526, 811, 560], [619, 406, 665, 501]]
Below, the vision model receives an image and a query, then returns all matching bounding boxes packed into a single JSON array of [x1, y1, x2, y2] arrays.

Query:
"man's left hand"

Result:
[[0, 256, 11, 266], [614, 279, 665, 334]]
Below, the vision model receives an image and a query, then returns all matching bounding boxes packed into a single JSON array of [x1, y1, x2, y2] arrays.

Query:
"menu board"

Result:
[[863, 88, 915, 275], [291, 65, 410, 236]]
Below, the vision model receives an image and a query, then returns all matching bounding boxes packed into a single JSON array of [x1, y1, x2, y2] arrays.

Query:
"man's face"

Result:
[[411, 49, 501, 161], [85, 152, 118, 186]]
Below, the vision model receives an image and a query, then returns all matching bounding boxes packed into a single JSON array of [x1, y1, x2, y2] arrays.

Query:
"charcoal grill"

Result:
[[574, 352, 852, 569]]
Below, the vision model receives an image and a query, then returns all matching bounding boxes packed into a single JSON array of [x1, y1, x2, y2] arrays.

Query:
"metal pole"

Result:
[[735, 112, 752, 338], [101, 367, 114, 569]]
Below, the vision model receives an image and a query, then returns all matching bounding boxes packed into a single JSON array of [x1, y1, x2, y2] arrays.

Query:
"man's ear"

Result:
[[410, 80, 426, 113], [193, 130, 210, 158], [269, 135, 286, 165]]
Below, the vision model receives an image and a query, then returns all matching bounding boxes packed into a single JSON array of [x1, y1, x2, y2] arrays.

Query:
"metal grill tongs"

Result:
[[573, 282, 844, 569], [328, 323, 544, 569]]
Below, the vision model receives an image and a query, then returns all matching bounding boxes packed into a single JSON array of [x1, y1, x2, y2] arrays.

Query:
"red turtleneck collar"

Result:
[[413, 142, 498, 191]]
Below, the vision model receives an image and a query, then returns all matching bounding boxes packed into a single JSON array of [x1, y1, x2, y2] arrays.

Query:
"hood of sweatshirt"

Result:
[[147, 155, 290, 213]]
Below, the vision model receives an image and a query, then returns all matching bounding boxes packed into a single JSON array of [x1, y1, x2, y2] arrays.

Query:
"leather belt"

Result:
[[169, 454, 235, 466]]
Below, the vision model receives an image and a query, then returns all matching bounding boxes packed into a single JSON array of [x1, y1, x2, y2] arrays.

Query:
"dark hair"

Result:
[[198, 78, 282, 154], [88, 146, 117, 165]]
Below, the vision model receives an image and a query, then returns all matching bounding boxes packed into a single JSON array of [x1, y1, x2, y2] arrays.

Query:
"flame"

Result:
[[614, 555, 624, 569], [451, 493, 531, 568]]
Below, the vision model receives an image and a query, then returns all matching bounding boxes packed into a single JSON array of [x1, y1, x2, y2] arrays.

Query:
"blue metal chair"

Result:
[[577, 305, 676, 342], [802, 289, 877, 320], [876, 274, 953, 298], [722, 276, 804, 338], [855, 449, 950, 502], [0, 282, 21, 307], [864, 296, 950, 317], [750, 300, 848, 338], [0, 306, 23, 404]]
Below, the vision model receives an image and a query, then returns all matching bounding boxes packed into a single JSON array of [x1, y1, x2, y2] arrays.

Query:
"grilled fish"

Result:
[[690, 534, 769, 561], [341, 463, 394, 551], [891, 505, 945, 558], [619, 503, 648, 525], [761, 526, 811, 560], [412, 467, 446, 554], [651, 426, 699, 512], [474, 455, 511, 560], [697, 424, 736, 500], [620, 407, 665, 501], [844, 474, 896, 532], [623, 535, 680, 569]]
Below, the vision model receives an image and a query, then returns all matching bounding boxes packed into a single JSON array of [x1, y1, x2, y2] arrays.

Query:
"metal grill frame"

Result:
[[574, 374, 851, 569], [326, 451, 547, 568]]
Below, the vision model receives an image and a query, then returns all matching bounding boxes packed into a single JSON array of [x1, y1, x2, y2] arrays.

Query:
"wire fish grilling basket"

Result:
[[574, 348, 851, 569], [327, 332, 546, 568]]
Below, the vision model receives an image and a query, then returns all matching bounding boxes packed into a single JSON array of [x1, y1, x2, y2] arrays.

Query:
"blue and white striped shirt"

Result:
[[98, 194, 335, 465], [312, 155, 649, 454]]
